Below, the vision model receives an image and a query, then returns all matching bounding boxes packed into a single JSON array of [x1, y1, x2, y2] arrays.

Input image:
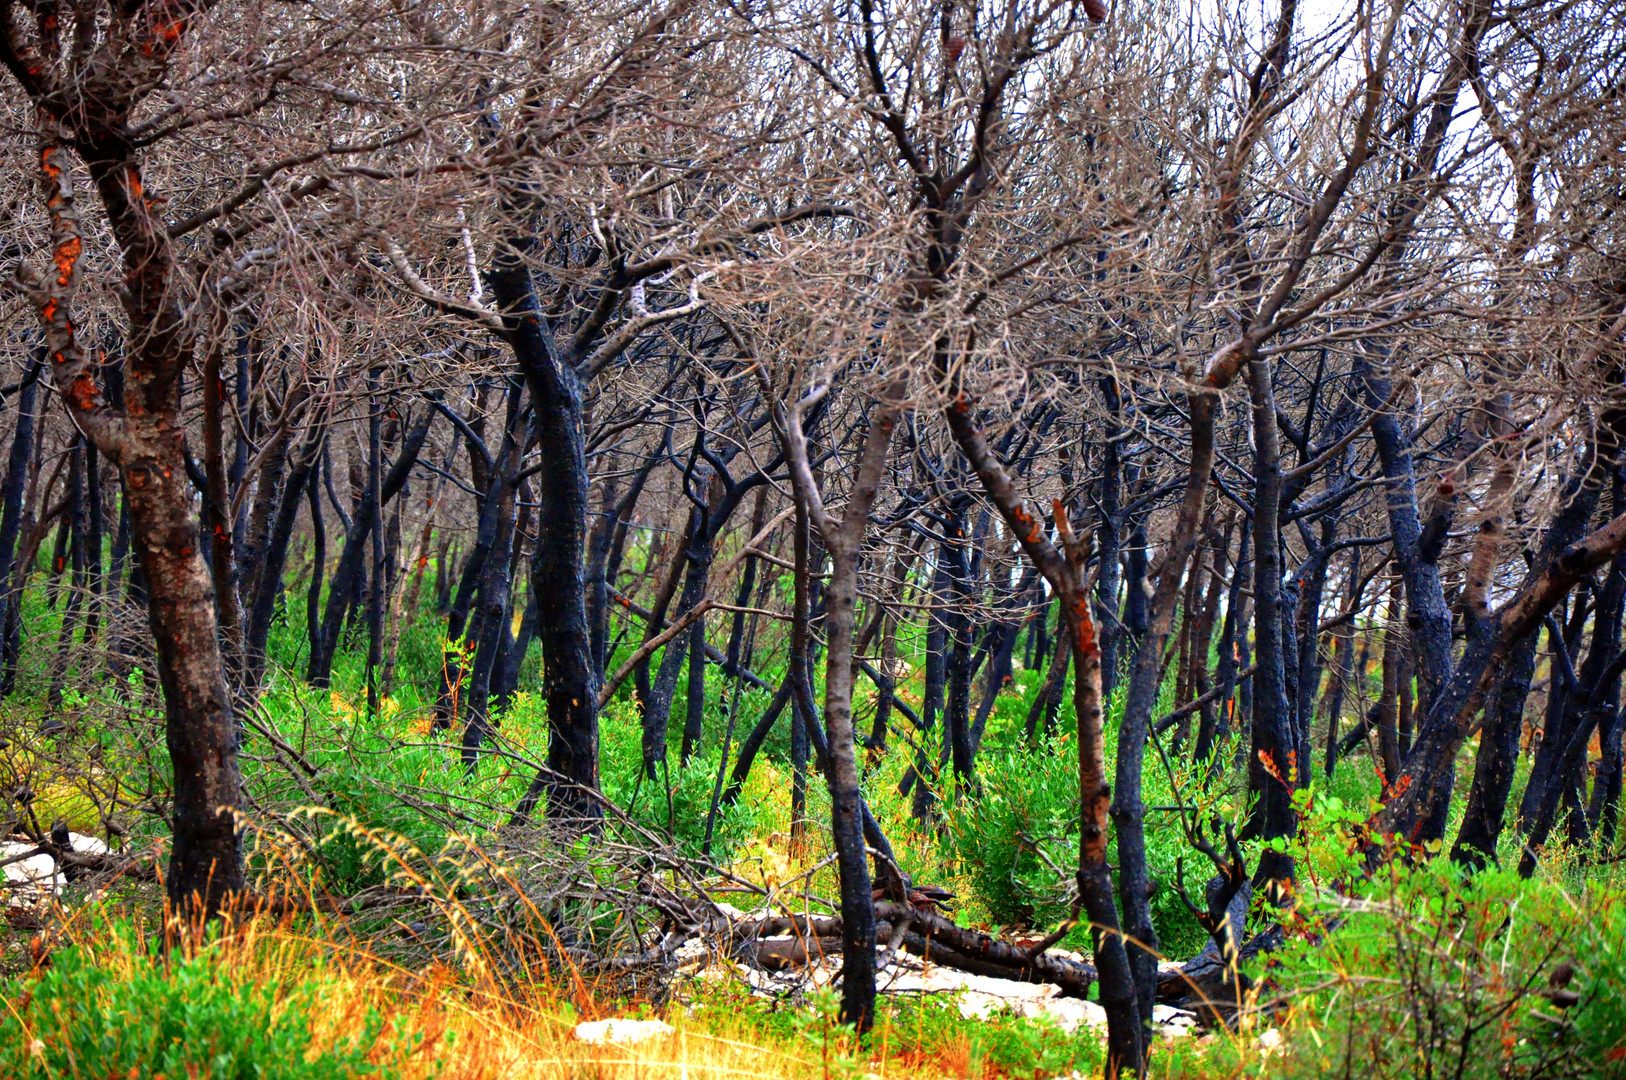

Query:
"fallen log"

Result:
[[875, 902, 1098, 998], [729, 904, 1099, 998], [1154, 924, 1281, 1028]]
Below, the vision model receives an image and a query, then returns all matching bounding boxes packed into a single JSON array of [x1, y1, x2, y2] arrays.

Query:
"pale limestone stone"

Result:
[[573, 1018, 675, 1045]]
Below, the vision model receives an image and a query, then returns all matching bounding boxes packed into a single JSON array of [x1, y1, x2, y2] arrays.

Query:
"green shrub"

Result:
[[0, 920, 420, 1080], [1253, 864, 1626, 1080], [944, 713, 1210, 957], [600, 696, 773, 860]]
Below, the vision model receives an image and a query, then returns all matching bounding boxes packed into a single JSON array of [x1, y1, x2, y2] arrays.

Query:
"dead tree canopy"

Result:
[[0, 0, 1624, 1073]]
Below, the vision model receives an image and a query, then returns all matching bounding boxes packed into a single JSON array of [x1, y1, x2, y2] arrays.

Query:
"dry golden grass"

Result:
[[10, 894, 966, 1080]]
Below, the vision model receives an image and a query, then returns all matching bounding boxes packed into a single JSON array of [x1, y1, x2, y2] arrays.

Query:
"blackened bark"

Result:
[[1519, 595, 1588, 828], [0, 356, 42, 696], [305, 454, 326, 673], [1123, 500, 1149, 654], [1291, 519, 1338, 779], [1508, 458, 1626, 829], [242, 412, 326, 691], [721, 675, 794, 808], [1112, 378, 1217, 1038], [1321, 548, 1362, 779], [494, 274, 600, 831], [496, 588, 539, 708], [1376, 575, 1405, 785], [46, 437, 86, 709], [1449, 631, 1538, 867], [462, 392, 525, 766], [943, 507, 977, 784], [83, 440, 102, 640], [1593, 705, 1625, 849], [1355, 346, 1454, 711], [906, 544, 953, 816], [1196, 525, 1249, 770], [434, 534, 454, 615], [366, 376, 388, 715], [777, 380, 898, 1034], [1097, 376, 1124, 700], [1191, 519, 1234, 761], [679, 521, 713, 765], [1516, 521, 1626, 873], [641, 514, 707, 775], [202, 334, 244, 679], [237, 391, 291, 608], [1024, 617, 1070, 742], [633, 517, 692, 729], [1377, 505, 1626, 850], [1243, 358, 1297, 896], [787, 504, 821, 842], [307, 405, 434, 686], [589, 441, 663, 676], [969, 604, 1026, 753], [436, 418, 513, 729], [944, 394, 1144, 1075]]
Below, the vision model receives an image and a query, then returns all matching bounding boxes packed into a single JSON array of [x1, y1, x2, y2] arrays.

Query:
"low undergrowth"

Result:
[[4, 598, 1625, 1078]]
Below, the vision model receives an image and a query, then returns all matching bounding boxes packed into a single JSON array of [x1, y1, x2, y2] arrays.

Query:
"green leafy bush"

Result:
[[944, 716, 1209, 957], [0, 920, 421, 1080], [1254, 864, 1626, 1080], [600, 696, 773, 860]]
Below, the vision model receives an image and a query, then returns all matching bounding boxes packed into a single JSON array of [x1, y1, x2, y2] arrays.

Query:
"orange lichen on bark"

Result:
[[138, 16, 189, 56], [1010, 502, 1042, 543], [54, 236, 82, 285], [1073, 607, 1098, 657], [67, 374, 100, 411]]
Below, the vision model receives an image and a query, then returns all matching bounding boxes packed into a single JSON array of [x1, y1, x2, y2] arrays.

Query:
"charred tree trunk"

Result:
[[82, 439, 103, 641], [1097, 376, 1124, 700], [945, 396, 1144, 1077], [24, 125, 245, 913], [307, 405, 433, 687], [46, 437, 86, 709], [462, 389, 525, 767], [1024, 616, 1070, 742], [589, 441, 662, 677], [776, 373, 898, 1033], [1321, 548, 1362, 780], [0, 356, 42, 697], [943, 505, 976, 785], [1243, 357, 1298, 897], [1376, 574, 1405, 786], [242, 411, 326, 692], [1376, 503, 1626, 851], [905, 544, 952, 816], [1196, 525, 1249, 770], [492, 257, 599, 831], [202, 331, 244, 681]]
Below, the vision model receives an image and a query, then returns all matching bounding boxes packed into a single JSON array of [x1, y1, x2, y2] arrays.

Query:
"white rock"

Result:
[[1033, 996, 1110, 1033], [574, 1018, 675, 1046], [1, 841, 62, 906], [1153, 1004, 1197, 1027], [673, 939, 710, 966], [1257, 1026, 1284, 1051], [1, 834, 114, 907], [68, 833, 109, 856]]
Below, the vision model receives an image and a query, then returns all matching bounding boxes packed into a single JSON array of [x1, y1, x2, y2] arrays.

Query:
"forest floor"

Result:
[[0, 604, 1624, 1078]]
